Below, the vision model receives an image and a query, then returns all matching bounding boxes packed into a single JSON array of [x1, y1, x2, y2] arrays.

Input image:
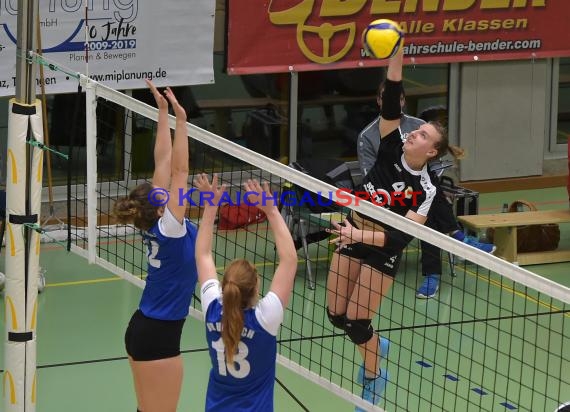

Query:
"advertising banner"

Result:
[[0, 0, 215, 96], [228, 0, 568, 74]]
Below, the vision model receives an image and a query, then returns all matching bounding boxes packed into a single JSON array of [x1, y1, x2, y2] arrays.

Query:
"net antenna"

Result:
[[84, 4, 89, 78]]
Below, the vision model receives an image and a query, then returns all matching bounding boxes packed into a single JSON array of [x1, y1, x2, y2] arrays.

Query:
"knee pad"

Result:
[[327, 308, 347, 331], [345, 318, 373, 344]]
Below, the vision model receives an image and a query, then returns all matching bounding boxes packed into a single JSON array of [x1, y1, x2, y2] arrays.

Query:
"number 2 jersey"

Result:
[[139, 206, 198, 321], [201, 279, 284, 412]]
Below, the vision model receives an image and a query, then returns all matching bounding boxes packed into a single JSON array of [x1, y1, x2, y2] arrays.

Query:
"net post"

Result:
[[85, 80, 98, 264]]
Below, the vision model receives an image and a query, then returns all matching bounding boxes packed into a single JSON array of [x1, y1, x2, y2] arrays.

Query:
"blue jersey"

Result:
[[201, 279, 284, 412], [139, 209, 198, 321]]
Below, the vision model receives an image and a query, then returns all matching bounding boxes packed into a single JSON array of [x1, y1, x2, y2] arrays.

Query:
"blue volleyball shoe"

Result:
[[355, 337, 390, 411]]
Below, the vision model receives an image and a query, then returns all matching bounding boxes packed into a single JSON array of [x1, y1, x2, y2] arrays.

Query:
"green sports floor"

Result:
[[0, 186, 569, 412]]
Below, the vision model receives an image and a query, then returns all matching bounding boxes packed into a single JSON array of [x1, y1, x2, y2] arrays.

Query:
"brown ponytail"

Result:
[[112, 182, 159, 231], [221, 259, 258, 364], [113, 197, 138, 223]]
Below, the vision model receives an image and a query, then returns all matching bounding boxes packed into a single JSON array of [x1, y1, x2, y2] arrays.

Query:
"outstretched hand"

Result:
[[194, 173, 226, 207], [164, 87, 187, 121], [244, 179, 277, 213], [145, 79, 168, 110], [327, 219, 362, 250]]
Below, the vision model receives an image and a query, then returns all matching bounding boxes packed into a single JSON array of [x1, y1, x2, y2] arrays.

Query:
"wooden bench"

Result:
[[457, 210, 570, 265]]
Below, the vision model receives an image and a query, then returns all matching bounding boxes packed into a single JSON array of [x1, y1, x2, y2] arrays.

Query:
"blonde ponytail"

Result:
[[221, 281, 244, 364], [430, 121, 466, 161], [221, 259, 258, 364], [448, 144, 465, 160]]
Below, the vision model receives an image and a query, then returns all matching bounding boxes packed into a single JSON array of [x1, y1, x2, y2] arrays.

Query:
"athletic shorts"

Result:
[[337, 215, 402, 278], [124, 309, 185, 361]]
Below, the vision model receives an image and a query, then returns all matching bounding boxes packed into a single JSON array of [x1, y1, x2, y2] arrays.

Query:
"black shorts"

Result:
[[124, 310, 185, 361], [338, 243, 402, 278], [337, 214, 402, 277]]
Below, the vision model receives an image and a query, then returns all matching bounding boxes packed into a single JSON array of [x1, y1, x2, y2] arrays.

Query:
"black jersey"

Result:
[[360, 128, 438, 218]]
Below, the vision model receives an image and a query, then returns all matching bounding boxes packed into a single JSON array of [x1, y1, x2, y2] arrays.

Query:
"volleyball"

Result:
[[362, 19, 404, 59]]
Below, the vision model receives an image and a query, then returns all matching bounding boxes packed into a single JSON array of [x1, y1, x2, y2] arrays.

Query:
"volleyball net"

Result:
[[63, 76, 570, 412]]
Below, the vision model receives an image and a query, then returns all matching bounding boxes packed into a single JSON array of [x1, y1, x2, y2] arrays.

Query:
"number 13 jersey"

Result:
[[201, 279, 284, 412]]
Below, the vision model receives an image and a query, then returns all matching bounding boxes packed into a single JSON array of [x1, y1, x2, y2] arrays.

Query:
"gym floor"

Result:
[[0, 186, 568, 412]]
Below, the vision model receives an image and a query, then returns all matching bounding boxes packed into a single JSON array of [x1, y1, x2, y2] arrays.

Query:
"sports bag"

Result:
[[218, 204, 267, 230], [486, 200, 560, 253]]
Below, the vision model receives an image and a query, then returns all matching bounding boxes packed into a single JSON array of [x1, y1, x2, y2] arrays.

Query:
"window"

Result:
[[1, 61, 450, 189], [48, 92, 124, 184], [296, 64, 449, 160], [189, 55, 291, 163]]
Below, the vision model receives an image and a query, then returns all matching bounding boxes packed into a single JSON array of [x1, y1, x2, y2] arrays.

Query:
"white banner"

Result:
[[0, 0, 215, 96]]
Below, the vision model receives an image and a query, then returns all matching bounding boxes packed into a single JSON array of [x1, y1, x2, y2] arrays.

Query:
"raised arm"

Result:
[[379, 47, 404, 138], [244, 180, 298, 308], [164, 87, 189, 223], [194, 174, 226, 286], [147, 80, 171, 189]]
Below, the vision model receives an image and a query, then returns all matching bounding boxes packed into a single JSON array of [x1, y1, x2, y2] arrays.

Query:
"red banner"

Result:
[[228, 0, 569, 74]]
